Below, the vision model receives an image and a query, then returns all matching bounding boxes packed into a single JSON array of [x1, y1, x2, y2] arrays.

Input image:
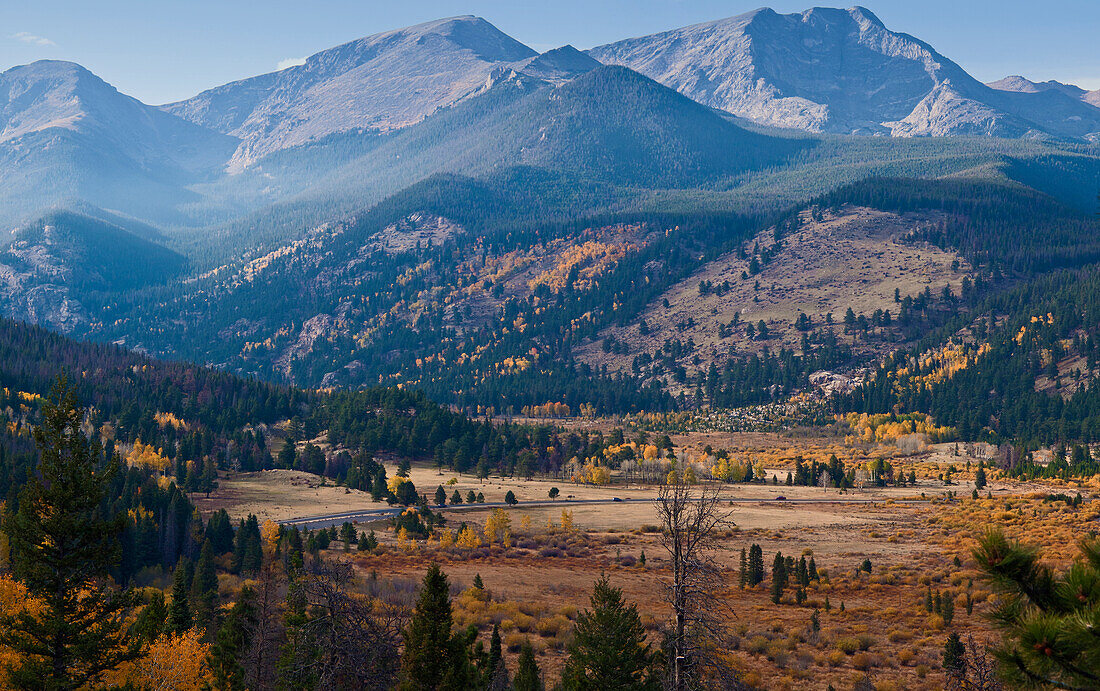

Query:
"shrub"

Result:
[[851, 652, 875, 670], [745, 635, 770, 655], [535, 614, 570, 637], [835, 637, 859, 654], [504, 632, 526, 652]]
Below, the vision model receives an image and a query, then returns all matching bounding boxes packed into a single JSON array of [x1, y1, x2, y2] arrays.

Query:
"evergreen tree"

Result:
[[399, 563, 472, 690], [771, 552, 788, 604], [0, 380, 139, 689], [190, 541, 219, 633], [209, 585, 258, 691], [166, 557, 193, 634], [748, 544, 765, 586], [974, 529, 1100, 688], [738, 548, 748, 588], [435, 485, 447, 505], [131, 590, 168, 644], [561, 576, 660, 690], [513, 639, 543, 691], [277, 438, 296, 468], [206, 509, 236, 554], [488, 623, 503, 672], [943, 632, 966, 678]]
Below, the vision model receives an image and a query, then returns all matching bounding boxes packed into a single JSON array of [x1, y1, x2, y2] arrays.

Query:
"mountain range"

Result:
[[1, 8, 1099, 234], [1, 7, 1100, 415]]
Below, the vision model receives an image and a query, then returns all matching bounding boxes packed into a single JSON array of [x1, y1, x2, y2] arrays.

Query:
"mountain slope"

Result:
[[0, 60, 237, 229], [218, 64, 805, 210], [0, 210, 187, 331], [163, 16, 539, 171], [590, 6, 1100, 140]]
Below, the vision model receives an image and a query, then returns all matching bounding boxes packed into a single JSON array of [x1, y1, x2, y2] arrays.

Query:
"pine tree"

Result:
[[771, 551, 787, 604], [974, 529, 1100, 687], [974, 462, 987, 490], [166, 557, 193, 634], [808, 556, 819, 581], [513, 639, 543, 691], [399, 563, 472, 690], [943, 632, 966, 678], [190, 540, 219, 633], [209, 584, 258, 691], [0, 380, 139, 689], [435, 485, 447, 505], [488, 623, 503, 672], [131, 590, 168, 643], [748, 543, 765, 586], [561, 576, 660, 690]]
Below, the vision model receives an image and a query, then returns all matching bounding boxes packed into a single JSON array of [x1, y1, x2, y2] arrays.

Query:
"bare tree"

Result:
[[279, 557, 407, 689], [242, 552, 284, 691], [945, 635, 1003, 691], [654, 479, 746, 691]]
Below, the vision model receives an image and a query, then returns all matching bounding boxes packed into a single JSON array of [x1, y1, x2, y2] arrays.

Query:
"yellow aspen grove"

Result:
[[560, 509, 576, 533], [261, 520, 280, 558], [437, 529, 455, 548], [457, 526, 482, 548], [107, 629, 211, 689], [484, 508, 511, 544]]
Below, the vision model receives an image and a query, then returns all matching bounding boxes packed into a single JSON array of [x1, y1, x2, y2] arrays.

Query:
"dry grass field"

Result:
[[194, 425, 1094, 689], [329, 487, 1094, 690]]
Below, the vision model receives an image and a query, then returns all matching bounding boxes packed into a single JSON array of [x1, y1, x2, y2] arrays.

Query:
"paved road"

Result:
[[281, 496, 929, 530]]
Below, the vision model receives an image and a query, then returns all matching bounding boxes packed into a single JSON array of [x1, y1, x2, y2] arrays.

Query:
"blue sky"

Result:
[[2, 0, 1098, 104]]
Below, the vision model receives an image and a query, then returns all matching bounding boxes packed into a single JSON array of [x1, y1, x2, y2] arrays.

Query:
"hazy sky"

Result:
[[2, 0, 1098, 105]]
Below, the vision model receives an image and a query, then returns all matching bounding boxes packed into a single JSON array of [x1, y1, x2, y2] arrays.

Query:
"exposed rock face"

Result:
[[0, 223, 90, 331], [590, 6, 1100, 140], [163, 16, 541, 171], [0, 212, 186, 332]]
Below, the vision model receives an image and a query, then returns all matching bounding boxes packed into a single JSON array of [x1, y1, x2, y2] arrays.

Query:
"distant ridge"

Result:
[[162, 16, 540, 170], [590, 6, 1100, 139]]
